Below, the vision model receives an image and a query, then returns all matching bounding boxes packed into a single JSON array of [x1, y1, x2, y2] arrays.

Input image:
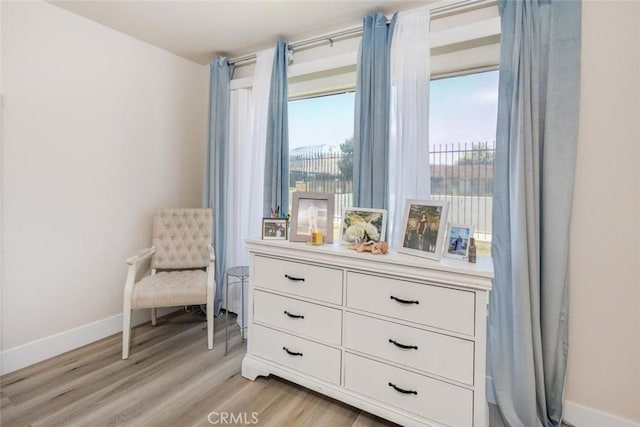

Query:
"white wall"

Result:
[[566, 0, 640, 425], [0, 1, 208, 370]]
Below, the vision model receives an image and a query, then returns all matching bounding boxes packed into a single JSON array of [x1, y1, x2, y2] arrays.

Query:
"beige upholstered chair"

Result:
[[122, 208, 215, 359]]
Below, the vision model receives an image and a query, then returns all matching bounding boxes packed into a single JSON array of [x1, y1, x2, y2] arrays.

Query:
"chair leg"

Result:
[[122, 309, 132, 359], [207, 302, 214, 350], [151, 307, 157, 326]]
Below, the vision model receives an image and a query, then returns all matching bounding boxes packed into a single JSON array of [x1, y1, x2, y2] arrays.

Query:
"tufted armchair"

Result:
[[122, 208, 215, 359]]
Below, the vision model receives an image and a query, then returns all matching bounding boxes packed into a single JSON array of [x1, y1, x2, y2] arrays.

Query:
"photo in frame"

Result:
[[340, 207, 387, 245], [262, 218, 288, 240], [444, 224, 474, 259], [398, 199, 449, 260], [290, 192, 335, 243]]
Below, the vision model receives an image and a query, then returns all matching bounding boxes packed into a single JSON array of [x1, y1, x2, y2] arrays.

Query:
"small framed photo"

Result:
[[290, 192, 335, 243], [262, 218, 288, 240], [340, 207, 387, 245], [398, 199, 449, 260], [444, 224, 474, 259]]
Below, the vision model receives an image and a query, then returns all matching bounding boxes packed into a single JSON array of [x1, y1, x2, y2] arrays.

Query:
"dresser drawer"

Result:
[[253, 256, 343, 305], [344, 353, 473, 427], [345, 312, 474, 385], [253, 290, 342, 345], [251, 324, 341, 385], [346, 272, 475, 335]]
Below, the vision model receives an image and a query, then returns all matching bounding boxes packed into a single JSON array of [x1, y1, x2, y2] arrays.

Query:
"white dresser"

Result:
[[242, 239, 493, 427]]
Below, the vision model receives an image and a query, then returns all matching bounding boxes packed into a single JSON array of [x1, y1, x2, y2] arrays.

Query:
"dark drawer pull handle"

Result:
[[282, 346, 303, 357], [388, 339, 418, 350], [285, 274, 305, 282], [388, 382, 418, 395], [390, 295, 419, 305], [284, 310, 305, 319]]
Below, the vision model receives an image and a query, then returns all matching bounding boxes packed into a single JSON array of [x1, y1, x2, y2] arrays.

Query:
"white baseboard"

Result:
[[0, 307, 177, 375], [485, 377, 638, 427], [564, 401, 640, 427]]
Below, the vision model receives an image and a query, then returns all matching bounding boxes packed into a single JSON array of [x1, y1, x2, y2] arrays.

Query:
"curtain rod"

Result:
[[228, 0, 489, 66]]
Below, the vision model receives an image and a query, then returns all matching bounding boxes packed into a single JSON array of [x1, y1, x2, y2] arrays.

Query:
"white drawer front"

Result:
[[346, 272, 475, 335], [345, 312, 474, 385], [251, 324, 341, 385], [344, 353, 473, 427], [253, 291, 342, 345], [253, 256, 343, 305]]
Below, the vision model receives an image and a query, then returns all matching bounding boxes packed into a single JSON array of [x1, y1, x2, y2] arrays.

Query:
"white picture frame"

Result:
[[398, 199, 449, 261], [340, 207, 387, 245], [443, 223, 474, 259], [290, 192, 335, 243]]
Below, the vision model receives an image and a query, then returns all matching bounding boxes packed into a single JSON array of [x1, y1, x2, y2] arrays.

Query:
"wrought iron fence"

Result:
[[290, 146, 353, 222], [289, 142, 495, 242], [429, 142, 495, 242]]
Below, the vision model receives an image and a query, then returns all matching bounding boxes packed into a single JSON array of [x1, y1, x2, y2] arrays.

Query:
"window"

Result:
[[429, 70, 499, 254], [285, 2, 500, 247], [288, 92, 355, 238], [287, 71, 499, 250]]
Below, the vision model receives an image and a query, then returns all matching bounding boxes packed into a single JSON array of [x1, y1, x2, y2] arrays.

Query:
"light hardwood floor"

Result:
[[0, 311, 396, 427]]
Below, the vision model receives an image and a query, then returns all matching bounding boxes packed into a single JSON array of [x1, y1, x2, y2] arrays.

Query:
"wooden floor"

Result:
[[0, 311, 396, 427]]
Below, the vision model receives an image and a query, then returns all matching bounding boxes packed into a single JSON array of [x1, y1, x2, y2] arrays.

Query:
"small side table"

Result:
[[225, 265, 249, 355]]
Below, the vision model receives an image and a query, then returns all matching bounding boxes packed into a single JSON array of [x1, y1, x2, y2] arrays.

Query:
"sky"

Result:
[[288, 70, 499, 150], [429, 70, 499, 147], [288, 92, 355, 150]]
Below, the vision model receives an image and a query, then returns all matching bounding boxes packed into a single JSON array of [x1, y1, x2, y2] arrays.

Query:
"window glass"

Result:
[[429, 70, 499, 255], [288, 92, 355, 239]]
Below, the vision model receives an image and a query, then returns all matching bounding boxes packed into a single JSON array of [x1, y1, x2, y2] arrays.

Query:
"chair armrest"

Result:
[[126, 247, 156, 266], [124, 247, 156, 305]]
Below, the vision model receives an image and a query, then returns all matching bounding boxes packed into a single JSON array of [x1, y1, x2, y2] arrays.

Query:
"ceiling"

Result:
[[49, 0, 432, 65]]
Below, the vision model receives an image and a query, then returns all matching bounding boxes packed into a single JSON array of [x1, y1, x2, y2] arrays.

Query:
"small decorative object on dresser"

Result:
[[340, 207, 387, 245], [262, 218, 288, 240], [351, 240, 389, 255], [444, 224, 474, 259], [398, 199, 449, 261], [242, 239, 493, 427], [310, 229, 323, 245], [290, 192, 334, 243], [468, 237, 477, 263]]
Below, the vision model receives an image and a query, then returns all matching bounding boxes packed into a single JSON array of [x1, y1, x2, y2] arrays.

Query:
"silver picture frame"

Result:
[[290, 192, 335, 243]]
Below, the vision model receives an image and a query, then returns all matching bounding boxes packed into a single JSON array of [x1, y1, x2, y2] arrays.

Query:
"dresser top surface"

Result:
[[246, 239, 494, 282]]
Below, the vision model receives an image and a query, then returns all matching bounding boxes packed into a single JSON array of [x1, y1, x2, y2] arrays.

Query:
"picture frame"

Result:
[[398, 199, 449, 260], [262, 218, 288, 240], [443, 223, 474, 259], [340, 207, 387, 245], [290, 192, 335, 243]]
